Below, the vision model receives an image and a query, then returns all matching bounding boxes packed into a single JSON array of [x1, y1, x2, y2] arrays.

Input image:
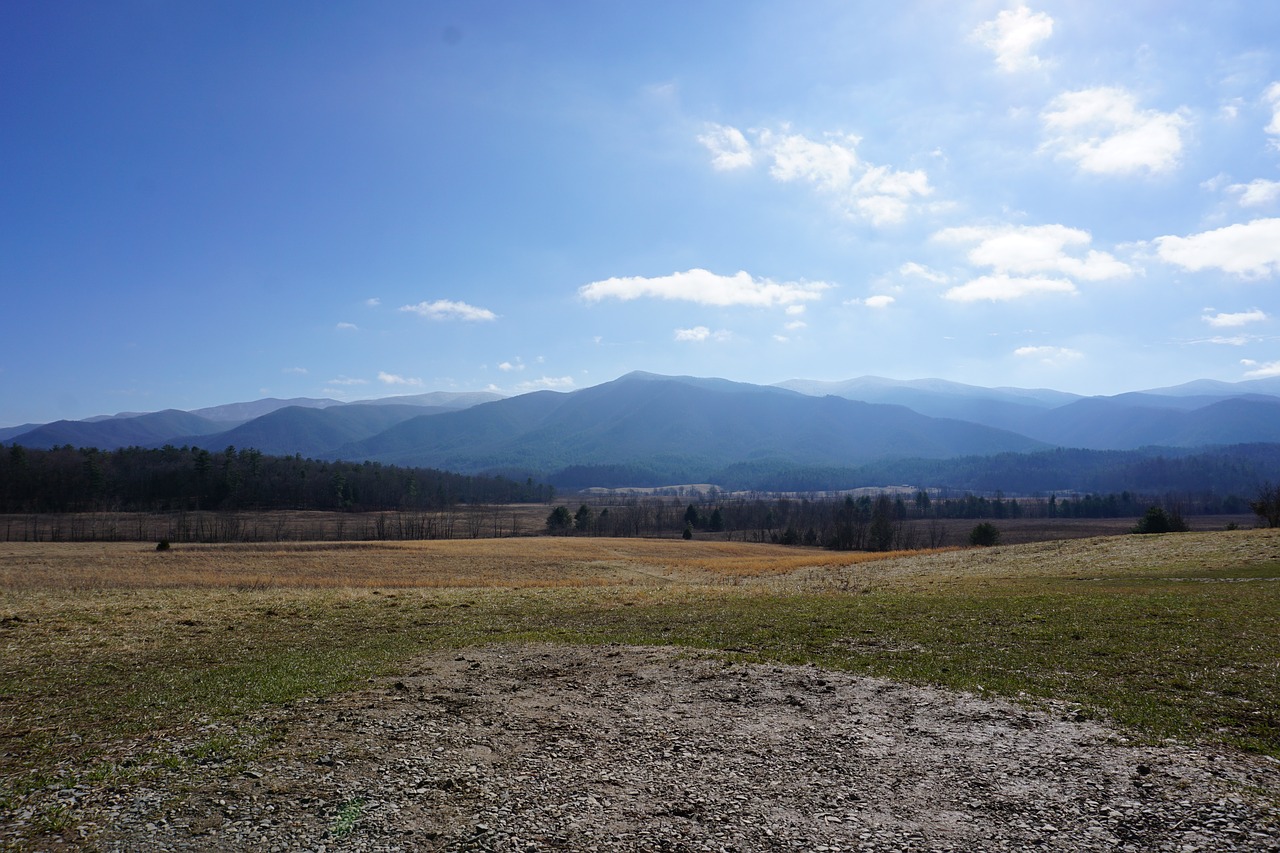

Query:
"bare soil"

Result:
[[75, 644, 1280, 852]]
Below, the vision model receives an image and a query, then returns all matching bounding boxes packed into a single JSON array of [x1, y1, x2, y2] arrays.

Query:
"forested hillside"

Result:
[[0, 445, 553, 513]]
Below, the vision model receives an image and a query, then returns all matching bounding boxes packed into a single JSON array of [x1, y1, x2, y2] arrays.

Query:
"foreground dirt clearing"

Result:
[[74, 644, 1279, 852]]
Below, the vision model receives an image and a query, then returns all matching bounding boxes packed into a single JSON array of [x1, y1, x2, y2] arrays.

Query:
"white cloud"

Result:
[[784, 320, 807, 331], [1196, 335, 1254, 346], [1154, 218, 1280, 277], [579, 268, 831, 308], [1228, 179, 1280, 207], [772, 334, 790, 343], [399, 299, 497, 321], [697, 123, 754, 171], [326, 376, 368, 386], [335, 322, 359, 331], [1244, 359, 1280, 378], [1266, 82, 1280, 139], [900, 262, 949, 283], [974, 5, 1054, 73], [674, 326, 731, 343], [1014, 345, 1083, 365], [515, 376, 575, 392], [1203, 308, 1269, 327], [282, 367, 308, 375], [934, 224, 1132, 283], [699, 125, 932, 224], [944, 274, 1077, 302], [497, 359, 525, 372], [863, 295, 896, 309], [378, 372, 424, 387], [1041, 87, 1189, 175], [762, 129, 862, 190], [785, 304, 807, 316], [365, 297, 381, 307]]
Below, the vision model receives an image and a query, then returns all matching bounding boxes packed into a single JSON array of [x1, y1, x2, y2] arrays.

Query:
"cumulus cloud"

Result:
[[497, 358, 525, 372], [974, 5, 1054, 72], [399, 299, 497, 321], [1203, 308, 1268, 327], [697, 124, 754, 170], [1041, 87, 1189, 175], [514, 376, 575, 392], [1014, 345, 1083, 365], [863, 295, 896, 308], [697, 125, 932, 225], [1154, 218, 1280, 277], [579, 268, 831, 308], [944, 274, 1077, 302], [934, 224, 1129, 302], [365, 297, 381, 307], [1244, 359, 1280, 378], [674, 326, 731, 343], [378, 372, 424, 387], [1228, 179, 1280, 207]]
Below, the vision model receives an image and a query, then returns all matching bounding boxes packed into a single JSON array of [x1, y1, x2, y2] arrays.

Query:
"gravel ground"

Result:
[[44, 643, 1277, 852]]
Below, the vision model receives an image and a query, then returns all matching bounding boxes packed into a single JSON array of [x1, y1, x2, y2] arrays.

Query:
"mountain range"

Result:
[[5, 372, 1280, 492]]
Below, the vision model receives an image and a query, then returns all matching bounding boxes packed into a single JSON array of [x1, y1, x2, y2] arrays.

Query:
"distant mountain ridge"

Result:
[[4, 373, 1280, 491]]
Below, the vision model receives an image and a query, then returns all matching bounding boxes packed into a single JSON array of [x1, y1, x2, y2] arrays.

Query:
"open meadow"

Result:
[[1, 530, 1278, 849]]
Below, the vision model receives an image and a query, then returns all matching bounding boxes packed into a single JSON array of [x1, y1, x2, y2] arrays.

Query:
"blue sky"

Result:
[[3, 1, 1280, 426]]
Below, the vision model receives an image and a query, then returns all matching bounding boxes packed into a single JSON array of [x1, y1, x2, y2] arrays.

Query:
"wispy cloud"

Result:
[[862, 295, 896, 309], [899, 262, 949, 284], [1014, 345, 1083, 364], [326, 376, 368, 386], [365, 297, 381, 307], [674, 326, 731, 343], [1155, 218, 1280, 278], [399, 300, 497, 321], [378, 371, 424, 387], [698, 124, 933, 225], [580, 268, 831, 308], [974, 5, 1054, 73], [282, 367, 308, 375], [335, 322, 359, 331], [1041, 87, 1189, 175], [514, 376, 575, 392], [1203, 308, 1268, 328]]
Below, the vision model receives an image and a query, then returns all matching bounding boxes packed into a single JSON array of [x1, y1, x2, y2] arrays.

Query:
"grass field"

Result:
[[1, 529, 1278, 837]]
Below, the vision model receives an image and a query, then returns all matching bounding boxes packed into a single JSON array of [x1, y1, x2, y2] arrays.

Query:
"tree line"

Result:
[[544, 487, 1264, 551], [0, 444, 554, 513]]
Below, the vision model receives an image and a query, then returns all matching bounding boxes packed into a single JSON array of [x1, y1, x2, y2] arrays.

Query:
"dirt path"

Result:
[[69, 644, 1280, 850]]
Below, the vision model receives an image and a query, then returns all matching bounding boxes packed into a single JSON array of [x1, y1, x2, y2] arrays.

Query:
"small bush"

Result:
[[1132, 506, 1189, 534], [155, 540, 171, 551], [968, 522, 1000, 547]]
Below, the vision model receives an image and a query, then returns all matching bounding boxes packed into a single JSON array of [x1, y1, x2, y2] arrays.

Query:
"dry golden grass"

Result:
[[0, 538, 953, 592]]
